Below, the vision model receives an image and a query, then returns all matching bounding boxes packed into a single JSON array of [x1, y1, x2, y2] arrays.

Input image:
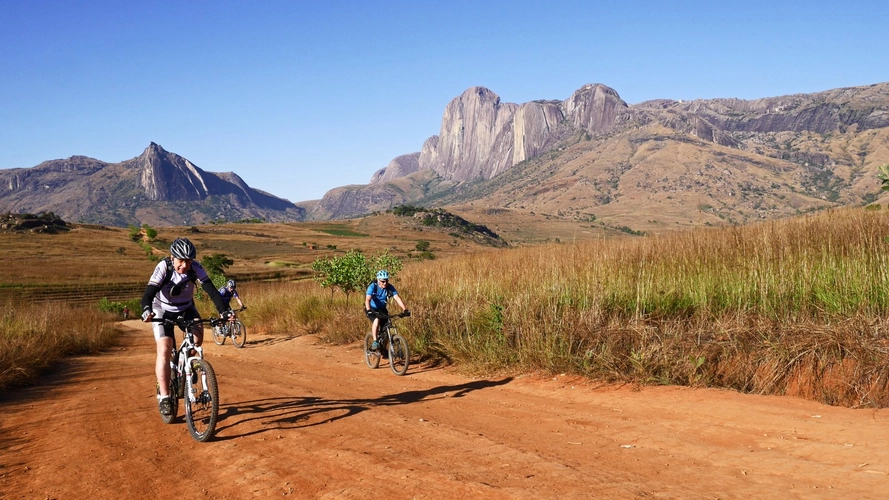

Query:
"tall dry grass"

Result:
[[0, 301, 120, 392], [12, 208, 887, 407], [246, 208, 889, 408], [233, 280, 366, 342]]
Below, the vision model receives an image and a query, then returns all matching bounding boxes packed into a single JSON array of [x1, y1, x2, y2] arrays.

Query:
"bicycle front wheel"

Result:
[[185, 358, 219, 442], [364, 332, 380, 368], [388, 334, 410, 376], [212, 325, 226, 346], [230, 321, 246, 348]]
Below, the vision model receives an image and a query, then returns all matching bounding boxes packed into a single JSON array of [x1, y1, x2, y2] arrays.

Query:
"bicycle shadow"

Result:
[[212, 377, 513, 441], [244, 334, 300, 348]]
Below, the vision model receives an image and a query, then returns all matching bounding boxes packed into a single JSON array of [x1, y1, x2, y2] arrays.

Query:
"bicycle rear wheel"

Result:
[[364, 332, 380, 368], [185, 358, 219, 442], [388, 334, 410, 376], [212, 324, 226, 346], [230, 321, 247, 348]]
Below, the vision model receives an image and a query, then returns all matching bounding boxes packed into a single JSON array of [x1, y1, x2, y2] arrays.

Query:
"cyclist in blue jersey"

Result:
[[218, 279, 245, 311], [364, 270, 409, 351], [140, 237, 233, 417]]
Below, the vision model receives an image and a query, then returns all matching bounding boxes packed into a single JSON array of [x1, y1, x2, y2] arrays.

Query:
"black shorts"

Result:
[[157, 306, 201, 339], [367, 307, 388, 323]]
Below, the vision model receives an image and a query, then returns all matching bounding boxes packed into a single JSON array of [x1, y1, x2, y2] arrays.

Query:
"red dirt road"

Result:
[[2, 321, 889, 499]]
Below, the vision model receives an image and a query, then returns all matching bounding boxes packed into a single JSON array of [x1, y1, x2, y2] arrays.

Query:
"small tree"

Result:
[[141, 223, 157, 241], [311, 250, 370, 299], [201, 253, 234, 276], [312, 250, 403, 300], [371, 251, 403, 279], [878, 163, 889, 192]]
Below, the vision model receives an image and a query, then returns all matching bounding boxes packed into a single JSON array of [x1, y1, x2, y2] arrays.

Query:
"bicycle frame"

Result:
[[212, 306, 247, 347], [364, 311, 410, 375], [152, 315, 221, 441]]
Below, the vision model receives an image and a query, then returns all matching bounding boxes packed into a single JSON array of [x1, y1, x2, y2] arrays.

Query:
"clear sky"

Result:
[[1, 1, 887, 203]]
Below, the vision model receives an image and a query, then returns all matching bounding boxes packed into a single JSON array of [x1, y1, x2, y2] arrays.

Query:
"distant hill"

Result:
[[0, 142, 305, 227], [307, 82, 889, 233]]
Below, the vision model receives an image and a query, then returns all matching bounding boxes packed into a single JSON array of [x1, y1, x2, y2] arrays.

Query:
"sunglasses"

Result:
[[379, 279, 388, 283]]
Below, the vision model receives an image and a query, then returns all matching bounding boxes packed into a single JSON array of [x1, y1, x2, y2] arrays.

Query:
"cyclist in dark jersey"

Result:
[[218, 279, 245, 310]]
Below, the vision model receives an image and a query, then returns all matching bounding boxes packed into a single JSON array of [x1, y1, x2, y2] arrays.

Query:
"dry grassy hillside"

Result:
[[425, 124, 889, 236], [0, 213, 509, 287]]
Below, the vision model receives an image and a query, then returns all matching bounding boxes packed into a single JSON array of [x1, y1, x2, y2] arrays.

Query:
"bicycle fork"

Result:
[[182, 354, 209, 403]]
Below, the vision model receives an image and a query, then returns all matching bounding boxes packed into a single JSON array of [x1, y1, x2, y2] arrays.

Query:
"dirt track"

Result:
[[2, 321, 889, 499]]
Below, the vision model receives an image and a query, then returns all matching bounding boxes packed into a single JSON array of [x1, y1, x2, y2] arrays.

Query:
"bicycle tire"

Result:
[[185, 358, 219, 442], [230, 321, 247, 348], [388, 333, 410, 376], [212, 324, 226, 346], [156, 378, 179, 424], [364, 332, 380, 369]]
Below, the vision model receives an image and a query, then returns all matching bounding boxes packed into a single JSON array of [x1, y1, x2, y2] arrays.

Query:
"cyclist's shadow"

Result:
[[212, 377, 513, 440]]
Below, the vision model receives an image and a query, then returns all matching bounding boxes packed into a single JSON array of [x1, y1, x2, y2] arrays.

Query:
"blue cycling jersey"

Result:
[[366, 282, 397, 310], [218, 286, 239, 308]]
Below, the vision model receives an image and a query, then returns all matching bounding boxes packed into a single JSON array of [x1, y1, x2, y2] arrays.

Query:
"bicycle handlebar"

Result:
[[150, 316, 224, 328], [371, 311, 411, 320]]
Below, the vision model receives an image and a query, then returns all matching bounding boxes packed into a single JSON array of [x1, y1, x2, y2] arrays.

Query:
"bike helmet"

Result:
[[170, 237, 196, 260], [226, 279, 237, 289], [376, 270, 390, 280]]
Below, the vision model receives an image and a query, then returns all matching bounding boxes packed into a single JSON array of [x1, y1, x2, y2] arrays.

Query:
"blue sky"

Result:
[[1, 1, 887, 203]]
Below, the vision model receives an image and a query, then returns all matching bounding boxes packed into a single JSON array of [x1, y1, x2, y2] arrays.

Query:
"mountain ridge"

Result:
[[306, 82, 889, 232], [2, 82, 888, 232]]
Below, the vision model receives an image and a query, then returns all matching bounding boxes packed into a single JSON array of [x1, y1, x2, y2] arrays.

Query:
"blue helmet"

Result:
[[226, 279, 237, 289], [376, 270, 390, 280]]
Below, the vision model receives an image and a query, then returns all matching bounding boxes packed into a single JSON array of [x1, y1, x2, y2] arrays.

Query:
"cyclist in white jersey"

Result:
[[140, 237, 232, 416]]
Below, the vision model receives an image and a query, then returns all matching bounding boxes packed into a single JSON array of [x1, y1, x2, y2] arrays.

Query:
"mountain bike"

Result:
[[364, 311, 411, 376], [152, 316, 221, 442], [212, 306, 247, 348]]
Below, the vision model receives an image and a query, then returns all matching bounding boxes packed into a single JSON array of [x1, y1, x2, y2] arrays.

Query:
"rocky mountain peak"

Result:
[[136, 142, 211, 201]]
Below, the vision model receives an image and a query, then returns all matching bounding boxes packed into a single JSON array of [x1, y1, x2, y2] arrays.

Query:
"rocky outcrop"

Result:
[[370, 153, 421, 184], [419, 87, 520, 181], [136, 142, 211, 201], [0, 212, 69, 233], [512, 100, 566, 165], [563, 84, 626, 133], [635, 83, 889, 135], [412, 84, 627, 183], [308, 183, 414, 220]]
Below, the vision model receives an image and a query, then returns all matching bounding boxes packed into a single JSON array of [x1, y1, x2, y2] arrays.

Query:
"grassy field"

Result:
[[239, 207, 889, 408], [5, 207, 889, 409]]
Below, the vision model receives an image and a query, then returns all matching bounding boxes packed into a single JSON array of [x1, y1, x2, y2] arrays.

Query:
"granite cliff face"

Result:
[[309, 82, 889, 223], [370, 153, 421, 184], [0, 142, 304, 227], [410, 84, 626, 183]]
